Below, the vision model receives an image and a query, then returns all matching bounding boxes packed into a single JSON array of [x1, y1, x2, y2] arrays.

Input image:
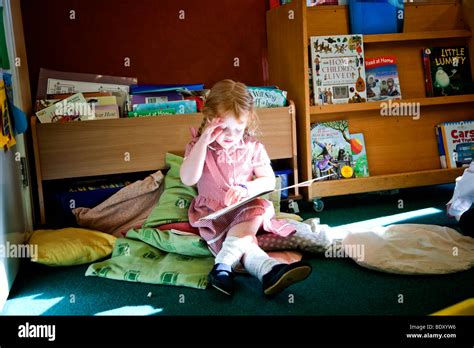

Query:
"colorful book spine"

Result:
[[350, 133, 369, 177], [133, 99, 197, 114]]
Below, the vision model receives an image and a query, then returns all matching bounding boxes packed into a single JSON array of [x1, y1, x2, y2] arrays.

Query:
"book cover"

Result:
[[93, 104, 120, 120], [248, 86, 287, 108], [310, 34, 367, 105], [350, 133, 370, 177], [35, 93, 93, 123], [133, 99, 197, 114], [422, 46, 473, 97], [130, 91, 183, 108], [365, 56, 402, 101], [310, 120, 354, 180], [437, 120, 474, 168]]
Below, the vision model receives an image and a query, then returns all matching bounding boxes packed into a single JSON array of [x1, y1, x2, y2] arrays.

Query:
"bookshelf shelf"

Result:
[[310, 168, 465, 198], [364, 30, 472, 44], [267, 0, 474, 200], [31, 104, 300, 223], [309, 95, 474, 117]]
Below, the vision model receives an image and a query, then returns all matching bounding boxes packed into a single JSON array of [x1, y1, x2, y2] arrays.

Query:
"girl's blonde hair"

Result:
[[197, 79, 258, 139]]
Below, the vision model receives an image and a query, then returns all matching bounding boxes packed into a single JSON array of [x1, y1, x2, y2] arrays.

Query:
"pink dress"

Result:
[[185, 134, 295, 256]]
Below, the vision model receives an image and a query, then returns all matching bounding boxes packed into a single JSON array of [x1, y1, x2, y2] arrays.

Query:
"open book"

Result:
[[199, 174, 335, 220]]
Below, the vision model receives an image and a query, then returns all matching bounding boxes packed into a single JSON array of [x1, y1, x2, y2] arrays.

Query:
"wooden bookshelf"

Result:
[[267, 0, 474, 201], [31, 103, 299, 224], [310, 168, 465, 198]]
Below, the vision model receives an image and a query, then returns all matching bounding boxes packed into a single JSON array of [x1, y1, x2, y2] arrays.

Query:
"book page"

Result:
[[199, 174, 335, 221]]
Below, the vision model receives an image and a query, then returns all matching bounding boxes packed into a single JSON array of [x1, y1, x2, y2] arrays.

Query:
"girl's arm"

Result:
[[180, 118, 224, 186], [224, 163, 276, 206], [246, 164, 276, 196], [180, 139, 208, 186]]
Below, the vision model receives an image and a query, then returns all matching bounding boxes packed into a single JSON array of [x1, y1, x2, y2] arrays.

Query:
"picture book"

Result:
[[435, 120, 474, 169], [133, 99, 197, 114], [422, 46, 473, 97], [130, 91, 183, 108], [310, 120, 354, 180], [199, 175, 334, 221], [350, 133, 370, 177], [248, 86, 287, 108], [310, 34, 367, 105], [35, 93, 93, 123], [37, 68, 137, 99], [365, 56, 401, 101], [94, 104, 120, 120]]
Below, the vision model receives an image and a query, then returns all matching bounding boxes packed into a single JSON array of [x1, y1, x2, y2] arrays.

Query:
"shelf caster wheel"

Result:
[[313, 199, 324, 212]]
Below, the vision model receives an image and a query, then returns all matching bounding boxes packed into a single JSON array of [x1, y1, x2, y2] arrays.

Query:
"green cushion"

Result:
[[144, 153, 197, 227]]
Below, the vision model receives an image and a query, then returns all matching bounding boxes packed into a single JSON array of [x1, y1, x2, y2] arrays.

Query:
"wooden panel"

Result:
[[306, 1, 465, 37], [306, 5, 350, 37], [462, 0, 474, 75], [35, 107, 295, 180], [267, 0, 312, 192], [310, 95, 474, 115], [310, 104, 474, 177], [364, 30, 471, 43], [309, 168, 465, 198], [403, 0, 465, 32], [21, 0, 269, 97]]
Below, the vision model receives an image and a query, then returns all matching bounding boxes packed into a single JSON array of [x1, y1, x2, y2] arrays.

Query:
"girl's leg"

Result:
[[243, 243, 312, 297], [209, 216, 264, 295]]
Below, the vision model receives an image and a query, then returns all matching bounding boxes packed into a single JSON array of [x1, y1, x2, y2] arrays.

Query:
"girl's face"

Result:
[[215, 111, 249, 149]]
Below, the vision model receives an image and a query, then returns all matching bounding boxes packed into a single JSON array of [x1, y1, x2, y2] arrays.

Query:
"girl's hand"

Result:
[[199, 118, 224, 146], [224, 185, 248, 206]]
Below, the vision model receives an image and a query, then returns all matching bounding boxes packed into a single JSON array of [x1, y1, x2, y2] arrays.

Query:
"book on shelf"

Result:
[[94, 104, 120, 120], [310, 34, 367, 105], [35, 93, 93, 123], [435, 120, 474, 169], [350, 133, 370, 177], [422, 46, 473, 97], [365, 56, 401, 102], [310, 120, 354, 180], [248, 86, 287, 108], [133, 99, 197, 114]]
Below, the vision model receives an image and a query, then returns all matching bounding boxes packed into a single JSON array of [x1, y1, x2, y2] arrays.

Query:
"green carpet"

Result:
[[2, 184, 473, 316]]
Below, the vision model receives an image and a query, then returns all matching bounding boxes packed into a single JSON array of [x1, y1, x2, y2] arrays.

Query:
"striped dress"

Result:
[[185, 134, 295, 256]]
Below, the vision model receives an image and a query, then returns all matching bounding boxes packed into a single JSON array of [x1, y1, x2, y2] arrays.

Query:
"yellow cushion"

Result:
[[28, 228, 116, 266], [275, 212, 303, 222]]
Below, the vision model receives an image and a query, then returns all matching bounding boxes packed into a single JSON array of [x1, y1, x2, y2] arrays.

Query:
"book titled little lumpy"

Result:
[[423, 46, 473, 97]]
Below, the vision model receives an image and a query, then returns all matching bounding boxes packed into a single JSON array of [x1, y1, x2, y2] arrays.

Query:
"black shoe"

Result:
[[262, 261, 312, 296], [208, 263, 234, 296]]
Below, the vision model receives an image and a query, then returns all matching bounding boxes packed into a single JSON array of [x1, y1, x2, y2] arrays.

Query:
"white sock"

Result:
[[215, 236, 253, 268], [242, 243, 280, 282]]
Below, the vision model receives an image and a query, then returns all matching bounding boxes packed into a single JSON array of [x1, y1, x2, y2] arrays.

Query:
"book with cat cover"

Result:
[[422, 46, 473, 97], [350, 133, 370, 177], [310, 120, 354, 180], [365, 56, 401, 101], [310, 34, 367, 105]]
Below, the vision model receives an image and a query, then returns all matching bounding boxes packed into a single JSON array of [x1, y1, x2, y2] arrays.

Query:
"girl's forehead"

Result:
[[220, 112, 249, 126]]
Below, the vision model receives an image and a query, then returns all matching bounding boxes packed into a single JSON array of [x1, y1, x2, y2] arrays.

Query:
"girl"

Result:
[[180, 80, 311, 296]]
